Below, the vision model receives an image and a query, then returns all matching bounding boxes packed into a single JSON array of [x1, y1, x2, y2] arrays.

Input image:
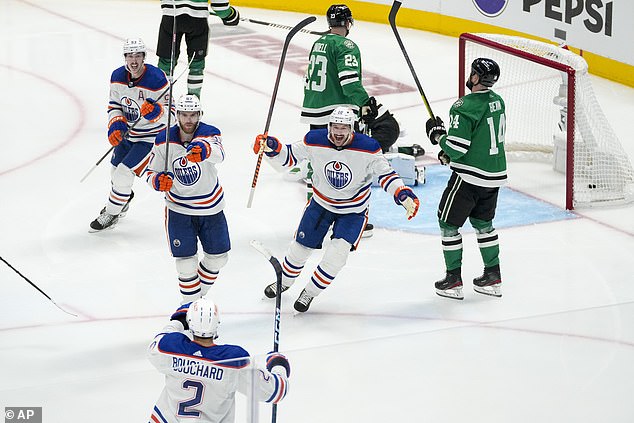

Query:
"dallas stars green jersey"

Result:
[[439, 89, 508, 188], [301, 34, 370, 125], [160, 0, 232, 19]]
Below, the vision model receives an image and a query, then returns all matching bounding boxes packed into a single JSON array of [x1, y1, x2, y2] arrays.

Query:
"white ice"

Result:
[[1, 1, 633, 422]]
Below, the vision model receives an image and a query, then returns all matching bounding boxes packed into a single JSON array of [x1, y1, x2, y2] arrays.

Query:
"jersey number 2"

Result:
[[486, 113, 506, 155], [178, 380, 204, 417]]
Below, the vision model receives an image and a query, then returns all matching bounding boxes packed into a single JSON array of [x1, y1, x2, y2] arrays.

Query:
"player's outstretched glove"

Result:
[[221, 6, 240, 26], [170, 302, 191, 330], [186, 139, 212, 162], [141, 98, 164, 122], [360, 96, 379, 124], [394, 186, 420, 220], [151, 171, 174, 191], [438, 150, 451, 165], [107, 116, 127, 146], [266, 352, 291, 377], [253, 134, 281, 157], [426, 116, 446, 145]]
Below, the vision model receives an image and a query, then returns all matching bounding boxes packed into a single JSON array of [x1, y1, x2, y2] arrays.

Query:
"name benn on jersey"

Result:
[[172, 357, 224, 380], [173, 157, 201, 186], [121, 96, 141, 122], [324, 161, 352, 189]]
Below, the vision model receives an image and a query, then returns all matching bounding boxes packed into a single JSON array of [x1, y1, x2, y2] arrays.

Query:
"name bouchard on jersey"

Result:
[[325, 161, 352, 189], [172, 357, 224, 380]]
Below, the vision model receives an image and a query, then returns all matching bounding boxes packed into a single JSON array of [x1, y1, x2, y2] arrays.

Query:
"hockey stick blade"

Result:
[[388, 1, 435, 119], [247, 16, 317, 208]]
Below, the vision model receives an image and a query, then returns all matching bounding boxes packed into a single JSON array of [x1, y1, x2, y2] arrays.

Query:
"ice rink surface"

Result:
[[1, 1, 633, 422]]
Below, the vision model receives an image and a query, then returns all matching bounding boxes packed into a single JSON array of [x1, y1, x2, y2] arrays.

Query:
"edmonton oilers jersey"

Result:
[[145, 123, 226, 216], [271, 129, 406, 214], [108, 64, 169, 144]]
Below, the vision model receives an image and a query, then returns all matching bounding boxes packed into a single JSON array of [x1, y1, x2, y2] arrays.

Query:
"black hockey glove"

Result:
[[360, 97, 379, 124], [438, 150, 450, 165], [221, 6, 240, 26], [368, 111, 399, 153], [426, 116, 446, 145]]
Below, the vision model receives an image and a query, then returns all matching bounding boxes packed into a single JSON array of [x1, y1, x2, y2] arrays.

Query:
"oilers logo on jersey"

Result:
[[173, 157, 201, 186], [325, 161, 352, 189], [121, 96, 141, 123]]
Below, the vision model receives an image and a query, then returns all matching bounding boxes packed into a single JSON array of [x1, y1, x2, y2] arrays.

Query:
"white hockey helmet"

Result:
[[329, 106, 356, 127], [186, 297, 221, 339], [176, 94, 202, 113], [123, 38, 146, 55]]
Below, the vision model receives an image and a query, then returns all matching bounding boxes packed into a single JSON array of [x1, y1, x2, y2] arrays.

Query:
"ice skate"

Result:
[[293, 289, 314, 313], [89, 211, 120, 232], [362, 223, 374, 238], [263, 281, 290, 299], [435, 273, 464, 300], [473, 267, 502, 297]]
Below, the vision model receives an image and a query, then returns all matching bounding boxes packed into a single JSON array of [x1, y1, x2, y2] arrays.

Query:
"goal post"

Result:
[[459, 33, 634, 210]]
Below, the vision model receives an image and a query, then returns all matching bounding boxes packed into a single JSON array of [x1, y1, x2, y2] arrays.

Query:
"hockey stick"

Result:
[[240, 17, 327, 36], [388, 1, 436, 119], [164, 3, 178, 172], [79, 56, 194, 183], [249, 240, 283, 423], [0, 255, 77, 317], [247, 16, 317, 208]]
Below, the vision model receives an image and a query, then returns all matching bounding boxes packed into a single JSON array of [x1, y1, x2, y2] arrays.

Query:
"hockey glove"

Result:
[[170, 302, 191, 330], [107, 116, 127, 146], [438, 150, 451, 165], [186, 139, 212, 162], [266, 352, 291, 377], [394, 186, 420, 220], [253, 134, 281, 157], [221, 6, 240, 26], [151, 171, 174, 191], [368, 111, 399, 153], [360, 96, 379, 125], [140, 98, 164, 122], [426, 116, 446, 145]]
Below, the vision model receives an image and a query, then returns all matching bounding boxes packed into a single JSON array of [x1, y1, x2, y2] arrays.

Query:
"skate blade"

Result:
[[88, 224, 117, 233], [361, 229, 374, 238], [474, 284, 502, 297], [435, 287, 464, 300]]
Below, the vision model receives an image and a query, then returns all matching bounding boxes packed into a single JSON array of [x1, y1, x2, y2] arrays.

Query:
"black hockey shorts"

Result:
[[437, 172, 499, 228], [157, 15, 209, 60]]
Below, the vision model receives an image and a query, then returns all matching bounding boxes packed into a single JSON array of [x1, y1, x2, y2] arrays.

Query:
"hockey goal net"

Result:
[[459, 33, 634, 209]]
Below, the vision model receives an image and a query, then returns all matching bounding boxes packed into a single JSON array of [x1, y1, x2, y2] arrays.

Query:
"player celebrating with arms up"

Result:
[[89, 38, 170, 232], [253, 107, 420, 313], [145, 94, 230, 303], [147, 298, 290, 423]]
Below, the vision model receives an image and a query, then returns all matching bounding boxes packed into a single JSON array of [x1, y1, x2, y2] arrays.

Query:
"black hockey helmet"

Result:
[[471, 58, 500, 87], [327, 4, 354, 28]]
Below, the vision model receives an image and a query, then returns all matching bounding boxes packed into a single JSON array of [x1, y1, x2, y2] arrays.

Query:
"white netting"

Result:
[[462, 33, 634, 208]]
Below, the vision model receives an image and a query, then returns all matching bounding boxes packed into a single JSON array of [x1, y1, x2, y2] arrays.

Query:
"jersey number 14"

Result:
[[450, 112, 506, 155]]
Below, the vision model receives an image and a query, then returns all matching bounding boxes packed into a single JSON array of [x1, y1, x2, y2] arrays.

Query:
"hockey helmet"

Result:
[[123, 38, 146, 56], [176, 94, 202, 113], [471, 58, 500, 87], [186, 297, 220, 339], [327, 4, 354, 28]]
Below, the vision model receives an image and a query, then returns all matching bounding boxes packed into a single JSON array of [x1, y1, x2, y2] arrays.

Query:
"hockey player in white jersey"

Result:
[[147, 298, 291, 423], [253, 107, 420, 312], [145, 94, 230, 303], [89, 38, 171, 232]]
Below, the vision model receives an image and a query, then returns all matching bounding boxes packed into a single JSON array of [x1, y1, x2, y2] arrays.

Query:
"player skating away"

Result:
[[253, 107, 420, 313], [89, 38, 171, 232], [426, 58, 506, 300], [147, 298, 290, 423], [145, 94, 230, 303], [156, 0, 240, 98]]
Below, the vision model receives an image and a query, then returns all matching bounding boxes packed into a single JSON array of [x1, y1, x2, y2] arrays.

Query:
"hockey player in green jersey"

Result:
[[156, 0, 240, 98], [426, 58, 506, 300]]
